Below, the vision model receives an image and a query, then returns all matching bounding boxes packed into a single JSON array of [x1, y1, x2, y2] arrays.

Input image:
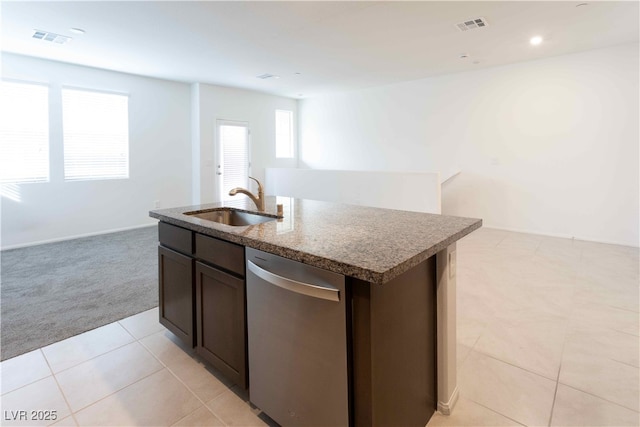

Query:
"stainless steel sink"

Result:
[[184, 208, 278, 226]]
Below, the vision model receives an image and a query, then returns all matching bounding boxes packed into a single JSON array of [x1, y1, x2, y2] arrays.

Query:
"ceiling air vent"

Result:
[[256, 73, 279, 80], [32, 30, 71, 44], [455, 18, 488, 32]]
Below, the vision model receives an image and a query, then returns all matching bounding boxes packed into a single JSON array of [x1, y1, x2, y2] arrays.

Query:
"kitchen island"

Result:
[[150, 196, 481, 426]]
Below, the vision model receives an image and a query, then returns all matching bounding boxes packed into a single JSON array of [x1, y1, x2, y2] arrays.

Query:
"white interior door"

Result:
[[216, 120, 250, 202]]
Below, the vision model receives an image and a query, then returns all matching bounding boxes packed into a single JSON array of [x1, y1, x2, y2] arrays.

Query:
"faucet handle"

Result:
[[248, 176, 264, 194]]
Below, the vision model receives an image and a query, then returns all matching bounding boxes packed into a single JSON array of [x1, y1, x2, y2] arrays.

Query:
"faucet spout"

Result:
[[228, 176, 265, 211]]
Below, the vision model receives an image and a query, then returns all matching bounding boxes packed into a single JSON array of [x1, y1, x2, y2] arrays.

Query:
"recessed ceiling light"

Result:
[[70, 28, 85, 34], [530, 36, 543, 46], [576, 3, 589, 7], [459, 54, 469, 59]]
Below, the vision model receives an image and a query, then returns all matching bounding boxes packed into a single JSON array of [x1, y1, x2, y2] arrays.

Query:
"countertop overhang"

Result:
[[150, 196, 482, 284]]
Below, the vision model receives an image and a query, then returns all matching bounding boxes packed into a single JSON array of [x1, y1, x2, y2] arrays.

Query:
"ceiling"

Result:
[[1, 1, 638, 99]]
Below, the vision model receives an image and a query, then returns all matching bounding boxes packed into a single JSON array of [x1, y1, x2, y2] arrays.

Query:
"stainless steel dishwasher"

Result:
[[246, 248, 349, 427]]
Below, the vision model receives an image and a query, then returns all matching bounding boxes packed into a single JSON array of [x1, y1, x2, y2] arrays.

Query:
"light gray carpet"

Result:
[[1, 226, 158, 361]]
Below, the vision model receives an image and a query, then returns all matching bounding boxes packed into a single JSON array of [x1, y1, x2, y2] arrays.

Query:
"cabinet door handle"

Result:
[[247, 260, 340, 302]]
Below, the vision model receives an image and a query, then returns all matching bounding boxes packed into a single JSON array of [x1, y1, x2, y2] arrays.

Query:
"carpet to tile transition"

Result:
[[0, 226, 158, 361]]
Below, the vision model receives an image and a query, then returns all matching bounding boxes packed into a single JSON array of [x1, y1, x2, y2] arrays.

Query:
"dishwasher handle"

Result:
[[247, 260, 340, 302]]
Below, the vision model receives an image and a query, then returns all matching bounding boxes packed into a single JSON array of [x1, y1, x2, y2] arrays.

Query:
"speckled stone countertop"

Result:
[[149, 196, 481, 285]]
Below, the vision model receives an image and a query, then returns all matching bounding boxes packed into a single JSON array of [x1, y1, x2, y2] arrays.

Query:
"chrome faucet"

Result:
[[229, 176, 265, 211]]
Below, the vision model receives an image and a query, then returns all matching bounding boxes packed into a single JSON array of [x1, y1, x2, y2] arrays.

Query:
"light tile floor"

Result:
[[1, 228, 638, 426], [429, 228, 639, 427]]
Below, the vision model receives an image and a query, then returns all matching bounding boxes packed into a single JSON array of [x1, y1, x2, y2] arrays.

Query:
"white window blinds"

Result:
[[275, 110, 293, 158], [0, 81, 50, 183], [62, 88, 129, 181], [218, 121, 249, 201]]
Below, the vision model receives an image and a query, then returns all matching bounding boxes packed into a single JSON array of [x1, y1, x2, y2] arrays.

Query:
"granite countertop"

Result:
[[149, 196, 482, 284]]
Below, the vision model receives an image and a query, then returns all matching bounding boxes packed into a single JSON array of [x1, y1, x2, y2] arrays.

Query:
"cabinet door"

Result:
[[195, 261, 247, 389], [158, 245, 195, 347]]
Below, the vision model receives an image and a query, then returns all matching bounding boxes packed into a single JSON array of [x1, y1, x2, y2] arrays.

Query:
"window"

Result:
[[62, 88, 129, 181], [275, 110, 293, 158], [0, 81, 49, 183], [217, 120, 250, 201]]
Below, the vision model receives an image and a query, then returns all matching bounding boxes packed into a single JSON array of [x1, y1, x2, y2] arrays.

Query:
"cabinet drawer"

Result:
[[195, 234, 245, 276], [159, 222, 193, 255]]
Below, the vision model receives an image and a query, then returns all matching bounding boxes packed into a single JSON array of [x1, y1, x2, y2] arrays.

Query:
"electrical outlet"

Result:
[[154, 200, 161, 208]]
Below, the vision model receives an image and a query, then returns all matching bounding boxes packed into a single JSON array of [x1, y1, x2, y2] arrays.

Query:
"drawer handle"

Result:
[[247, 260, 340, 302]]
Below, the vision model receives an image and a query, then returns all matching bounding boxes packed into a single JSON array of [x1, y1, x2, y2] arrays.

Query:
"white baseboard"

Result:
[[482, 225, 639, 249], [1, 222, 158, 251], [437, 386, 459, 415]]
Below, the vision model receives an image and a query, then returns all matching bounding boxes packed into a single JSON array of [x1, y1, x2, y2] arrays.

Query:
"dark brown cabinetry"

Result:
[[157, 221, 247, 389], [195, 261, 247, 388], [350, 257, 437, 426], [194, 233, 247, 389], [158, 246, 195, 346], [158, 223, 195, 347], [157, 220, 438, 425]]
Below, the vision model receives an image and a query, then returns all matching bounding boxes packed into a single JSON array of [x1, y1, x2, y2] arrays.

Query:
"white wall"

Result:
[[266, 168, 441, 213], [191, 83, 298, 204], [1, 54, 192, 249], [299, 43, 640, 247]]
